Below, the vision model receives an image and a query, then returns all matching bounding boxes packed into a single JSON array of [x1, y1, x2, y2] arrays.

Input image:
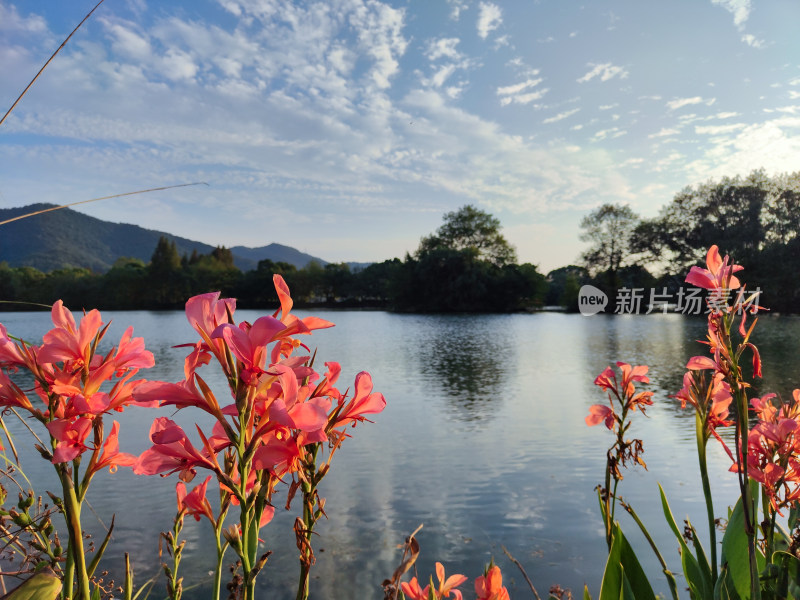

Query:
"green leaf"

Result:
[[721, 493, 759, 599], [600, 523, 656, 600], [584, 584, 592, 600], [620, 568, 637, 600], [0, 571, 61, 600], [659, 484, 711, 599], [87, 514, 115, 578], [713, 563, 741, 600], [690, 522, 713, 590]]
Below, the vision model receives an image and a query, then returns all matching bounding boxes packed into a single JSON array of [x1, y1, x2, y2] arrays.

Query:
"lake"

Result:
[[1, 308, 797, 599]]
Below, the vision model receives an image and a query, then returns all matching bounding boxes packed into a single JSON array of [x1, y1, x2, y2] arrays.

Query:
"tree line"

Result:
[[0, 206, 548, 313], [577, 169, 800, 312], [6, 169, 797, 315]]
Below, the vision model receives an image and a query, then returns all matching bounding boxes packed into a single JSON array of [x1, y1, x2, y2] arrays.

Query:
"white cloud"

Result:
[[711, 0, 751, 28], [592, 127, 626, 141], [695, 123, 747, 135], [447, 0, 469, 21], [0, 3, 46, 33], [543, 108, 580, 124], [648, 128, 680, 138], [476, 2, 502, 39], [496, 78, 543, 96], [666, 96, 716, 110], [789, 91, 800, 100], [686, 117, 800, 181], [741, 34, 764, 48], [496, 77, 548, 105], [499, 89, 548, 106], [426, 38, 462, 61], [105, 22, 151, 60], [598, 103, 618, 110], [577, 63, 629, 83], [713, 111, 739, 119]]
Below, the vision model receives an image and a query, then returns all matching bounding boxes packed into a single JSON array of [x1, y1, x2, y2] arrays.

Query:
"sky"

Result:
[[1, 0, 799, 272]]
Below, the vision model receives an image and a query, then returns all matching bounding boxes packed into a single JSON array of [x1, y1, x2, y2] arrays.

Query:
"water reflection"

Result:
[[2, 309, 800, 598], [413, 314, 516, 423]]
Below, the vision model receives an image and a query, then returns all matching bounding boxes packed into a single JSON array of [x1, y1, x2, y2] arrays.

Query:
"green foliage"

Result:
[[1, 570, 62, 600], [660, 484, 713, 599], [580, 203, 640, 278], [546, 265, 589, 309], [418, 204, 517, 267], [392, 206, 544, 312], [599, 523, 656, 600]]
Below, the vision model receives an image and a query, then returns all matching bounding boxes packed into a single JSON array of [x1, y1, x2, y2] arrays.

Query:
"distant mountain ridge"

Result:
[[0, 203, 329, 273]]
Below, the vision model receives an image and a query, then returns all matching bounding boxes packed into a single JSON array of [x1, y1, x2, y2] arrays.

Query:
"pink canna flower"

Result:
[[176, 475, 215, 523], [0, 323, 28, 368], [88, 421, 136, 476], [433, 562, 467, 599], [46, 417, 93, 463], [331, 371, 387, 429], [0, 371, 36, 413], [399, 577, 427, 599], [685, 244, 743, 291], [593, 366, 616, 392], [586, 404, 615, 429], [474, 565, 510, 600], [111, 327, 155, 372], [251, 431, 303, 477], [38, 302, 105, 366], [133, 379, 221, 417], [401, 563, 466, 600], [212, 316, 287, 382], [273, 275, 335, 334], [133, 417, 218, 482]]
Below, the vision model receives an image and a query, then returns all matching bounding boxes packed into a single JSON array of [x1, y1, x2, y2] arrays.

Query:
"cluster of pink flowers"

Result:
[[0, 300, 154, 472], [401, 563, 510, 600], [131, 276, 386, 528], [740, 392, 800, 511], [0, 275, 387, 600], [586, 362, 653, 431]]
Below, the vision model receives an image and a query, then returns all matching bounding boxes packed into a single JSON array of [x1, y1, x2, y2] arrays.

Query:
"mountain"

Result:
[[0, 204, 328, 272], [229, 244, 328, 270]]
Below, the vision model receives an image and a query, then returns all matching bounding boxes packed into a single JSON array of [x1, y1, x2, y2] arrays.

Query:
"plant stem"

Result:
[[696, 411, 718, 585], [296, 446, 321, 600], [59, 467, 90, 600], [213, 527, 226, 600]]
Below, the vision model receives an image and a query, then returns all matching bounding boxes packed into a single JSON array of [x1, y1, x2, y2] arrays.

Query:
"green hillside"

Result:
[[0, 204, 326, 272]]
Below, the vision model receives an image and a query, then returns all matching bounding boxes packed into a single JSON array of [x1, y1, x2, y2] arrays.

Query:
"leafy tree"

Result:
[[148, 236, 185, 307], [546, 265, 589, 308], [149, 236, 181, 274], [392, 205, 543, 312], [322, 263, 354, 302], [631, 172, 770, 274], [419, 204, 517, 267], [579, 204, 640, 280]]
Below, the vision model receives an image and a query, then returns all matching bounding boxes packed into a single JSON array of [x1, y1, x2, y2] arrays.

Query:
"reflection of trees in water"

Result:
[[414, 314, 515, 423]]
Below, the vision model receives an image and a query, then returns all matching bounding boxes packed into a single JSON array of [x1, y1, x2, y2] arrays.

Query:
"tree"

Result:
[[419, 204, 517, 266], [148, 236, 185, 307], [631, 172, 768, 273], [579, 203, 640, 279]]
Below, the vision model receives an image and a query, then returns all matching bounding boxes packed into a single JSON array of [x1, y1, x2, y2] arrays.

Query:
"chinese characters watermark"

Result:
[[578, 285, 763, 316]]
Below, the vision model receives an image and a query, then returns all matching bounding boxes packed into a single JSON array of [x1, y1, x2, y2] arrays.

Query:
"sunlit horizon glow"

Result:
[[1, 0, 798, 272]]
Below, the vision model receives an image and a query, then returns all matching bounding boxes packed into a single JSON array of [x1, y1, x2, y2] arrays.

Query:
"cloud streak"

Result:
[[577, 63, 628, 83]]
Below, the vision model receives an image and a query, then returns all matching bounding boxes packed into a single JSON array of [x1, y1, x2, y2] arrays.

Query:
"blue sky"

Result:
[[1, 0, 799, 272]]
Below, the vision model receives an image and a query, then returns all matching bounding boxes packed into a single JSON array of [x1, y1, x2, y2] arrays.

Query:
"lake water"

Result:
[[2, 308, 799, 599]]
